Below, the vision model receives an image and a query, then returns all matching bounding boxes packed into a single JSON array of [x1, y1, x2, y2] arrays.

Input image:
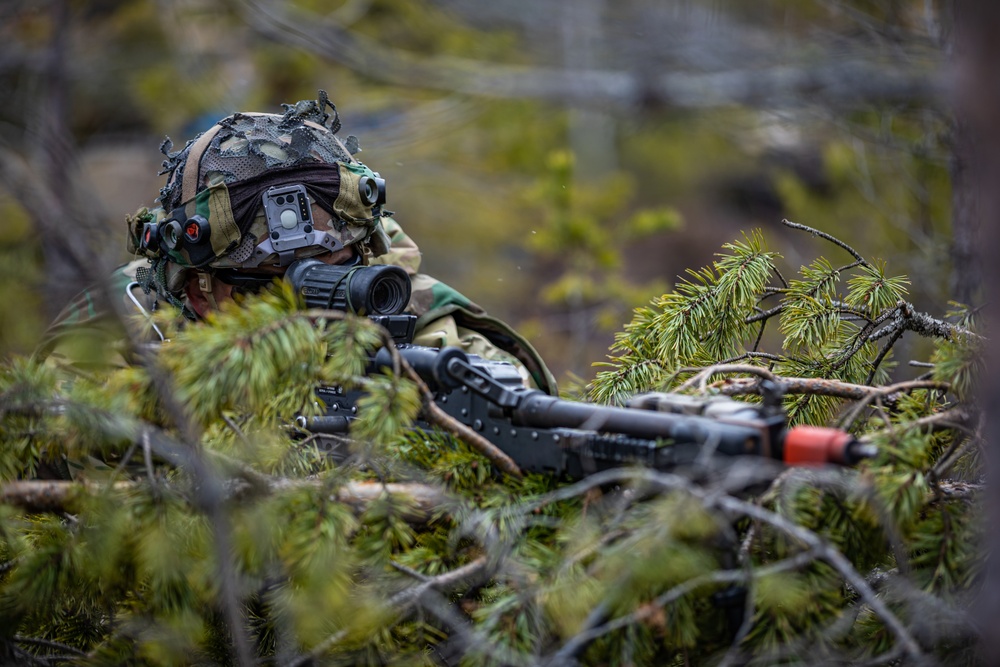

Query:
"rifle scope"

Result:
[[285, 258, 411, 316]]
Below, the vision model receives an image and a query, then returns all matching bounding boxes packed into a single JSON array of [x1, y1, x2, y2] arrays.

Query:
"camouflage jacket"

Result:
[[373, 219, 556, 394]]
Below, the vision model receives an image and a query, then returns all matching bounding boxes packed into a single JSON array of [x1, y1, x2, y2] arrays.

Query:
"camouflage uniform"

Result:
[[373, 218, 555, 392], [38, 92, 556, 394]]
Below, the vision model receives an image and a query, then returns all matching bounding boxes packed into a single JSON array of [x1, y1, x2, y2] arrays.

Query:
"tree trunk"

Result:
[[949, 116, 980, 306], [35, 0, 84, 319], [953, 0, 1000, 660]]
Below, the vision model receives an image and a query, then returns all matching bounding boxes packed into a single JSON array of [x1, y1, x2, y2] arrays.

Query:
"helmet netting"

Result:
[[158, 90, 358, 212]]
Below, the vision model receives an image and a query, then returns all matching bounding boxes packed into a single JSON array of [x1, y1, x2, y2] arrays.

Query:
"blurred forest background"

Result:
[[0, 0, 961, 382]]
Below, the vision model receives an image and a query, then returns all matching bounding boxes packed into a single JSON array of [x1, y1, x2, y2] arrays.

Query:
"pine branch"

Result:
[[0, 479, 446, 521], [530, 467, 926, 664], [822, 301, 900, 372], [868, 301, 983, 343], [133, 346, 256, 667], [545, 548, 822, 666], [675, 363, 778, 393], [411, 588, 536, 667], [866, 327, 904, 385], [745, 303, 785, 324], [674, 472, 926, 662], [834, 378, 951, 430], [864, 406, 975, 439], [931, 437, 980, 483], [390, 556, 490, 605]]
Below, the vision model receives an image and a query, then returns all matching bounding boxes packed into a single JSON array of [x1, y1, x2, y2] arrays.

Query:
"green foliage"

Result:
[[590, 229, 919, 426], [0, 0, 983, 661], [845, 262, 911, 316], [591, 230, 776, 406], [930, 304, 983, 400], [774, 126, 952, 306], [581, 228, 981, 662], [1, 224, 985, 664]]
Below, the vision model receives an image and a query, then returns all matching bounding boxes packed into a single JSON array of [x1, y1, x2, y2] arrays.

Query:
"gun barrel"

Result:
[[513, 393, 774, 459]]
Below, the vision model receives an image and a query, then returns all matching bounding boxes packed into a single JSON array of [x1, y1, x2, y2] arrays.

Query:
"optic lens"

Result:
[[285, 259, 411, 316], [358, 176, 380, 206], [161, 220, 183, 249], [369, 275, 405, 315]]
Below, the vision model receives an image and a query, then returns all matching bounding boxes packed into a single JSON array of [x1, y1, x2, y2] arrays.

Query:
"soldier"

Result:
[[38, 92, 555, 394]]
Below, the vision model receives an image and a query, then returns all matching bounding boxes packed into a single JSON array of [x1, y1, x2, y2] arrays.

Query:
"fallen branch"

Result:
[[0, 479, 445, 521]]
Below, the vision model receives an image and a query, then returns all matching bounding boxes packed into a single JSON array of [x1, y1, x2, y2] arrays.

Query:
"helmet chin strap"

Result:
[[196, 271, 221, 311]]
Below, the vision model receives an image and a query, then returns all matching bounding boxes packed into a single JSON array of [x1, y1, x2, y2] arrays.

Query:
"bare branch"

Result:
[[706, 373, 949, 402], [527, 467, 926, 665], [864, 407, 976, 442], [674, 363, 778, 393], [0, 479, 445, 521], [931, 436, 979, 482], [14, 635, 86, 658], [783, 219, 872, 266], [547, 549, 821, 666], [235, 0, 944, 112], [866, 326, 905, 385]]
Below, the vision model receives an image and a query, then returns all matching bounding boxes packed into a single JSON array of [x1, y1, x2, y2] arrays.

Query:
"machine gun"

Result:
[[285, 258, 875, 478]]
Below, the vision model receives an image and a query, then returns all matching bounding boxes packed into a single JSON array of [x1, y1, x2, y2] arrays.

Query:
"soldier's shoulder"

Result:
[[408, 273, 485, 318], [36, 259, 157, 364]]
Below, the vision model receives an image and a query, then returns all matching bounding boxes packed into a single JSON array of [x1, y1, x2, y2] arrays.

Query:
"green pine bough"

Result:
[[0, 222, 983, 666]]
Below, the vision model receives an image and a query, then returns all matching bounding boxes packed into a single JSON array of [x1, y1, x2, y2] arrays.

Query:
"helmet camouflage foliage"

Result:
[[126, 91, 391, 272]]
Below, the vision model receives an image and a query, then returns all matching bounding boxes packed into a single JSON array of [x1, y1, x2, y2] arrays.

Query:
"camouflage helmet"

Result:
[[127, 91, 391, 271]]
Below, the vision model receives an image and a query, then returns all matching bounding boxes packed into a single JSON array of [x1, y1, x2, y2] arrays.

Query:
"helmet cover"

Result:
[[128, 91, 391, 270]]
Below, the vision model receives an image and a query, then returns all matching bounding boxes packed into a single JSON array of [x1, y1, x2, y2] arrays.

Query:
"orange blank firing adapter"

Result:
[[783, 425, 875, 465]]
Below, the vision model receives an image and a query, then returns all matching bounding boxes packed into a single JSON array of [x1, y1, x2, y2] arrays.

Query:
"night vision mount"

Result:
[[252, 184, 345, 267]]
